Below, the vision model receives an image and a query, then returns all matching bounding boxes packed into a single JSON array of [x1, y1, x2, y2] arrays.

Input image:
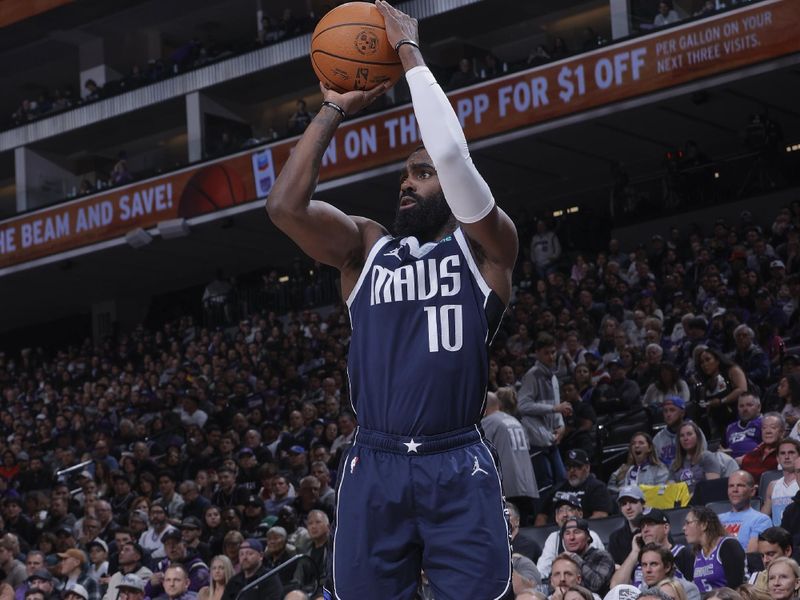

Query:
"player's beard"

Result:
[[392, 189, 452, 242]]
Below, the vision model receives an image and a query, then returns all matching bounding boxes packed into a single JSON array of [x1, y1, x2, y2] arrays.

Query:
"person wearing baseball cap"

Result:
[[536, 492, 606, 580], [57, 549, 99, 600], [607, 485, 646, 565], [179, 516, 211, 564], [652, 396, 707, 466], [116, 574, 146, 600], [559, 518, 614, 595], [104, 542, 152, 600], [534, 449, 612, 527], [610, 509, 697, 600], [63, 584, 89, 600], [220, 538, 282, 600]]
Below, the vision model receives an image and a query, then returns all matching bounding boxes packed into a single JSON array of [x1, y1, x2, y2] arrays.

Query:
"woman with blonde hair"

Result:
[[767, 557, 800, 600], [657, 578, 688, 600], [737, 583, 772, 600], [608, 431, 670, 493], [197, 555, 234, 600]]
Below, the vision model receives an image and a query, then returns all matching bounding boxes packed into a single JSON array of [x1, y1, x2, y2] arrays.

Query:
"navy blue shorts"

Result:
[[325, 426, 512, 600]]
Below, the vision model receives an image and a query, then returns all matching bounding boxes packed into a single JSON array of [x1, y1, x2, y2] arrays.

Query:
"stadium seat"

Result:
[[519, 524, 559, 554], [690, 478, 729, 505], [706, 498, 760, 514], [666, 507, 691, 533], [758, 469, 782, 499], [587, 515, 624, 546]]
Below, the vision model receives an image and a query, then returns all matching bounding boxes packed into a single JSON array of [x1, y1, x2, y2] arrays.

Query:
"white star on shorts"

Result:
[[404, 439, 421, 453]]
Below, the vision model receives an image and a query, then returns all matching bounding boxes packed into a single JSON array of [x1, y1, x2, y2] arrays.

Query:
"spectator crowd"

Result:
[[1, 198, 800, 599]]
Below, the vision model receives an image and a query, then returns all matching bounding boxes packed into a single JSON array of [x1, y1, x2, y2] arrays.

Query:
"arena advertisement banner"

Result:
[[0, 0, 797, 270], [0, 154, 256, 268]]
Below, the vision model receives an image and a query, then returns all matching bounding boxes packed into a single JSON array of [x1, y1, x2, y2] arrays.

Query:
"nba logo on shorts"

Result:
[[251, 149, 276, 198]]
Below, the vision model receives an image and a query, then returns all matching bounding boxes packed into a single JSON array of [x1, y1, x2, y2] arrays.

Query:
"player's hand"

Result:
[[319, 82, 390, 116], [375, 0, 418, 50]]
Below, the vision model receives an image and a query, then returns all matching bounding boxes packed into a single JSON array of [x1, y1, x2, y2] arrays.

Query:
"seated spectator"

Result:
[[697, 348, 748, 439], [653, 397, 705, 466], [724, 394, 763, 459], [287, 100, 313, 136], [732, 325, 770, 390], [644, 363, 690, 408], [531, 220, 562, 278], [718, 470, 772, 551], [197, 556, 232, 600], [146, 530, 208, 597], [447, 58, 476, 90], [548, 554, 601, 600], [760, 438, 800, 526], [679, 506, 746, 591], [536, 493, 605, 579], [138, 504, 177, 561], [668, 421, 720, 494], [220, 539, 281, 600], [86, 540, 109, 583], [511, 554, 541, 598], [83, 79, 102, 101], [740, 413, 784, 481], [748, 527, 794, 591], [558, 518, 614, 595], [102, 543, 152, 600], [591, 359, 641, 416], [0, 534, 27, 589], [653, 1, 680, 27], [608, 433, 671, 494], [607, 485, 647, 565], [776, 374, 800, 431], [56, 549, 100, 600], [527, 45, 551, 67], [612, 542, 699, 600], [535, 449, 612, 526], [154, 565, 196, 600], [263, 527, 295, 587], [765, 557, 800, 600]]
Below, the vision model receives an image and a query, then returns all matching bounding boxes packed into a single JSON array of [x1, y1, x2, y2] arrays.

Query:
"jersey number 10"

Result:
[[424, 304, 464, 352]]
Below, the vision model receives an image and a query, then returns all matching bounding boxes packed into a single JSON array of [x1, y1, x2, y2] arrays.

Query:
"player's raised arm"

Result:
[[266, 83, 389, 272], [376, 1, 519, 287]]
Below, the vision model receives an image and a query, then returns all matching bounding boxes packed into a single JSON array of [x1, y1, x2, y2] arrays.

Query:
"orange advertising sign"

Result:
[[0, 0, 797, 270], [0, 0, 73, 28]]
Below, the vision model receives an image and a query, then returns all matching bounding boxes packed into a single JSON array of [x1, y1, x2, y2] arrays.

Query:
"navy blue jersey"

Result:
[[346, 227, 505, 436]]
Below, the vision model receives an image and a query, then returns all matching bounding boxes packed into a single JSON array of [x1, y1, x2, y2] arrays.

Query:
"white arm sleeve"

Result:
[[405, 65, 495, 223]]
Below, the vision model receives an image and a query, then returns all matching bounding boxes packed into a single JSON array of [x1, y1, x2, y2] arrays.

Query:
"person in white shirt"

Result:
[[537, 494, 605, 579], [761, 439, 800, 525]]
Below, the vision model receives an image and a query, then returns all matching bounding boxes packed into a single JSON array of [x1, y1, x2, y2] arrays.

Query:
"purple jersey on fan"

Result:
[[725, 417, 762, 458], [692, 537, 732, 592]]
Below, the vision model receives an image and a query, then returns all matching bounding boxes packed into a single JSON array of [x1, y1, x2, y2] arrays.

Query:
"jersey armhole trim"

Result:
[[345, 235, 393, 308], [454, 228, 492, 299]]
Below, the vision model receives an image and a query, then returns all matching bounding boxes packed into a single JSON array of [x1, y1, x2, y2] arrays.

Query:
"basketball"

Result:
[[310, 2, 403, 93], [178, 164, 247, 218]]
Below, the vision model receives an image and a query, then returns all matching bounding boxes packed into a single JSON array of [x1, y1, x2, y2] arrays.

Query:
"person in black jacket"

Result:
[[607, 485, 646, 565], [780, 488, 800, 556], [220, 539, 281, 600]]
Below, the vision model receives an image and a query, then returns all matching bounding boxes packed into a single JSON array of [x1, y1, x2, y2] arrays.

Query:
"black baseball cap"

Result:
[[635, 508, 669, 526], [564, 449, 590, 467]]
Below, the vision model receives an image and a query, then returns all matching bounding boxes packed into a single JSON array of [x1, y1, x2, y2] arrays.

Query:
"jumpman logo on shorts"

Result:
[[471, 456, 489, 477]]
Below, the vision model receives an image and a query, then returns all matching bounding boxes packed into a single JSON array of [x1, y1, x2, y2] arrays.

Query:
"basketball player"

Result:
[[267, 2, 518, 598]]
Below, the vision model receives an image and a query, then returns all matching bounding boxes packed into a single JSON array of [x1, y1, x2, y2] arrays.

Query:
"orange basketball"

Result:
[[178, 164, 247, 218], [310, 2, 403, 93]]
